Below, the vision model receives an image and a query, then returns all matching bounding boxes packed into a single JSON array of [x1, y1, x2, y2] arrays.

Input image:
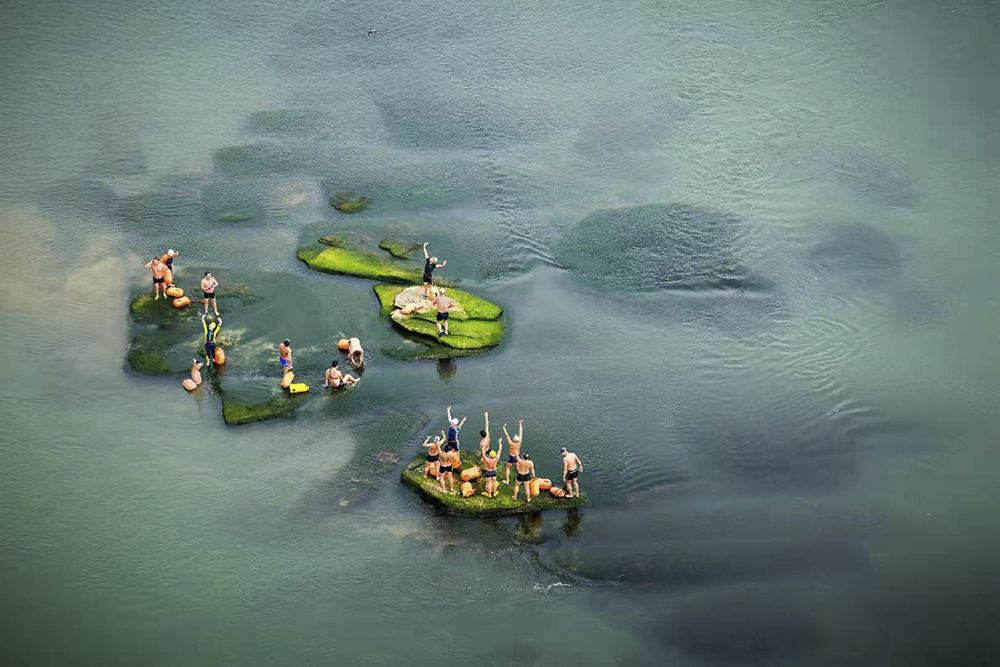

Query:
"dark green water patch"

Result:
[[808, 224, 901, 282], [836, 152, 917, 207], [243, 109, 332, 138], [212, 142, 315, 177]]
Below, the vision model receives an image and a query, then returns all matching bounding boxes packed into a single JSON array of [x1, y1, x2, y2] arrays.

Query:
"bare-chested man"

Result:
[[561, 447, 584, 498], [503, 419, 523, 485], [432, 289, 455, 338], [144, 256, 168, 299], [422, 242, 447, 299], [278, 339, 292, 374], [421, 432, 445, 478], [324, 360, 358, 388], [200, 271, 219, 315], [348, 337, 364, 367], [479, 411, 491, 458], [438, 446, 459, 494], [481, 440, 501, 497], [512, 452, 536, 503], [190, 359, 203, 386]]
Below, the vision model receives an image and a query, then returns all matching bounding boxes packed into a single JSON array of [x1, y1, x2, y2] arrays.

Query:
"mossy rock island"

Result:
[[298, 239, 424, 283], [374, 284, 506, 350], [330, 192, 372, 213], [401, 451, 586, 517], [222, 396, 294, 426]]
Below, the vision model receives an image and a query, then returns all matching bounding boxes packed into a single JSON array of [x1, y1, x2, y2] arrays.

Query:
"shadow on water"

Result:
[[808, 223, 902, 283]]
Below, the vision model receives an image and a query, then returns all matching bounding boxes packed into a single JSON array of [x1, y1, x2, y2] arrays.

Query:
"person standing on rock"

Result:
[[481, 442, 501, 497], [279, 339, 293, 373], [503, 420, 523, 485], [437, 446, 458, 494], [445, 406, 466, 452], [432, 289, 455, 339], [561, 447, 584, 498], [200, 271, 219, 316], [511, 452, 536, 503], [422, 242, 447, 299], [144, 256, 168, 299], [479, 411, 491, 458], [421, 432, 445, 478]]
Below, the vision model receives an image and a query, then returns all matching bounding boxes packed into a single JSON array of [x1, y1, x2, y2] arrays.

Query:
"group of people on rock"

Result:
[[421, 408, 583, 502]]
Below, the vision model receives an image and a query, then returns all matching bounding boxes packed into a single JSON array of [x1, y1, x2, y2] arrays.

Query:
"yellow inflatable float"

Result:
[[530, 478, 542, 496], [537, 478, 552, 491], [172, 296, 190, 308], [165, 286, 184, 298], [460, 481, 475, 498], [288, 383, 309, 394]]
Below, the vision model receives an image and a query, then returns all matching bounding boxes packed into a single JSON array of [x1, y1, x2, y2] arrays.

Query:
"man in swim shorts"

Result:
[[200, 271, 219, 316], [503, 419, 523, 485], [324, 360, 358, 388], [421, 432, 445, 478], [201, 313, 221, 368], [347, 337, 364, 367], [438, 447, 459, 494], [431, 289, 455, 339], [279, 339, 292, 373], [512, 452, 536, 503], [479, 411, 491, 458], [481, 443, 501, 497], [444, 406, 467, 452], [561, 447, 583, 498], [144, 256, 168, 299], [422, 242, 447, 299]]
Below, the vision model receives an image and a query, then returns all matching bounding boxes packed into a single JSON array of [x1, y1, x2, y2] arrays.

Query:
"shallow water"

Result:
[[2, 0, 999, 664]]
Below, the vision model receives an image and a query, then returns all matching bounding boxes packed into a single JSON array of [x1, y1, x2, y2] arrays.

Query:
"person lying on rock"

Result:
[[324, 360, 358, 388], [200, 271, 219, 316], [438, 447, 459, 494], [479, 411, 491, 458], [481, 443, 501, 497], [421, 431, 445, 478], [512, 452, 536, 503], [348, 337, 364, 367], [503, 420, 523, 485], [432, 289, 455, 339], [561, 447, 583, 498], [422, 242, 447, 299], [202, 313, 221, 368], [144, 256, 168, 299], [445, 406, 467, 452], [279, 339, 293, 373]]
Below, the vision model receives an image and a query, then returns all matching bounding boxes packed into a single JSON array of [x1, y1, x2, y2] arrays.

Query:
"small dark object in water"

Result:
[[367, 28, 378, 36]]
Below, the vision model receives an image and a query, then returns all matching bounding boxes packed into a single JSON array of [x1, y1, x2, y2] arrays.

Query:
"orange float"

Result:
[[460, 481, 475, 498], [214, 347, 226, 365], [163, 267, 173, 286], [280, 371, 295, 388], [530, 478, 542, 496], [537, 478, 552, 491], [549, 486, 566, 498], [460, 466, 481, 482], [182, 379, 197, 392], [173, 296, 190, 308], [337, 338, 350, 351], [165, 286, 183, 298]]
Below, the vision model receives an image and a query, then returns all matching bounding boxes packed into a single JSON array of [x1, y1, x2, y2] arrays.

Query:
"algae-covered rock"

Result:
[[374, 284, 505, 350], [214, 282, 257, 306], [222, 396, 294, 426], [400, 450, 586, 517], [319, 234, 349, 248], [126, 334, 174, 375], [330, 192, 372, 213], [297, 243, 423, 283], [129, 293, 199, 325], [379, 237, 421, 260]]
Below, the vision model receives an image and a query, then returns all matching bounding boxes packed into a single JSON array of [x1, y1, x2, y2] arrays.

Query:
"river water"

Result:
[[2, 0, 998, 664]]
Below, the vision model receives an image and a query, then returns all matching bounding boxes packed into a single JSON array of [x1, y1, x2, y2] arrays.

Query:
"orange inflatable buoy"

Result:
[[182, 379, 197, 392], [460, 466, 481, 482], [281, 371, 295, 388], [337, 338, 350, 351], [163, 267, 173, 286], [400, 304, 417, 315], [461, 481, 475, 498], [173, 296, 190, 308], [214, 347, 226, 365], [549, 486, 566, 498], [537, 478, 552, 491], [165, 286, 184, 298], [530, 478, 541, 496]]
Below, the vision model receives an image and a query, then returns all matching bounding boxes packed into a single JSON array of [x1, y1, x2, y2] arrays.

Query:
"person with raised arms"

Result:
[[481, 441, 501, 497], [201, 313, 221, 368], [422, 242, 447, 299], [502, 419, 523, 485], [445, 405, 467, 453], [478, 411, 491, 458], [421, 431, 445, 478]]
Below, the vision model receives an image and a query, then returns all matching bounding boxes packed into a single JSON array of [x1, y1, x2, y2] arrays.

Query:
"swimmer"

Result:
[[190, 358, 203, 386], [367, 27, 378, 36], [481, 442, 501, 497], [432, 289, 455, 338], [200, 271, 219, 316], [201, 314, 221, 367], [278, 339, 292, 373], [348, 337, 364, 367], [561, 447, 584, 498], [144, 256, 168, 299], [421, 431, 445, 478], [479, 411, 491, 458], [444, 405, 467, 452], [502, 419, 523, 485], [438, 446, 458, 494], [511, 452, 536, 503], [324, 360, 358, 388], [422, 242, 447, 299]]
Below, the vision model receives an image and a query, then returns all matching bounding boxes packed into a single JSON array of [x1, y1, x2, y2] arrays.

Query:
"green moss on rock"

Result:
[[400, 451, 586, 517], [126, 335, 173, 375], [298, 244, 423, 283], [379, 237, 421, 259], [129, 293, 198, 325], [222, 396, 294, 426], [330, 192, 372, 213], [374, 284, 506, 350]]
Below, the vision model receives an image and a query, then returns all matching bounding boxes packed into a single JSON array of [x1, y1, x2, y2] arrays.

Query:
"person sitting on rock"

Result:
[[190, 358, 203, 386], [432, 289, 455, 339], [422, 242, 447, 299], [479, 411, 491, 458], [421, 431, 445, 478], [512, 452, 536, 503], [201, 314, 221, 367], [437, 447, 459, 494], [445, 405, 467, 452], [481, 443, 501, 497], [348, 337, 364, 367], [324, 360, 358, 388], [201, 271, 219, 316], [278, 339, 292, 373], [561, 447, 583, 498], [144, 256, 168, 299], [503, 419, 523, 485]]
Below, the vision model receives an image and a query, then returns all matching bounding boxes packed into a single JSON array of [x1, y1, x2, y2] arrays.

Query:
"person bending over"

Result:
[[503, 419, 523, 485], [324, 360, 358, 388], [561, 447, 583, 498], [144, 256, 168, 299], [422, 242, 447, 299], [512, 452, 536, 503], [348, 337, 364, 367]]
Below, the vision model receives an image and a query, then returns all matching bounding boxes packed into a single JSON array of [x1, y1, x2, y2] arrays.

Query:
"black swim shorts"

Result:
[[516, 472, 531, 483], [436, 311, 449, 321], [566, 469, 579, 480], [203, 291, 215, 300], [153, 277, 165, 284]]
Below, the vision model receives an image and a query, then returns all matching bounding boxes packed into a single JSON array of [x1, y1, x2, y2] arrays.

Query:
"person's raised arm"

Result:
[[484, 411, 489, 437], [518, 419, 523, 442], [438, 259, 447, 268], [502, 424, 512, 446], [423, 242, 429, 259], [458, 415, 467, 429], [421, 436, 433, 448], [144, 260, 153, 269], [202, 315, 208, 337], [216, 316, 222, 332], [447, 405, 453, 423]]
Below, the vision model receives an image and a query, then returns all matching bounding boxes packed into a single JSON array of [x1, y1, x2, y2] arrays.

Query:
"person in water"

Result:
[[201, 313, 221, 367], [444, 405, 467, 452], [421, 432, 445, 478], [190, 358, 203, 386], [422, 242, 447, 299], [144, 256, 168, 299], [432, 289, 455, 338], [438, 447, 458, 494], [481, 442, 501, 497], [278, 339, 293, 373], [347, 337, 364, 367], [200, 271, 219, 316], [478, 411, 491, 458], [561, 447, 583, 498], [324, 360, 358, 388], [502, 419, 523, 485], [511, 452, 536, 503]]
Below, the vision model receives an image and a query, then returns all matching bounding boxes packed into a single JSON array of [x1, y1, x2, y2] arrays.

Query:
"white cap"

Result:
[[450, 418, 459, 426], [168, 249, 176, 256]]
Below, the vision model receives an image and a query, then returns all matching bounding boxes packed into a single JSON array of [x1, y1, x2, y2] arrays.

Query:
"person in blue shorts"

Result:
[[278, 339, 292, 374]]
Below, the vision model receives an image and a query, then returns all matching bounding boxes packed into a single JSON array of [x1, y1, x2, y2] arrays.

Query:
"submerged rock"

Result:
[[378, 236, 420, 259], [808, 223, 901, 282], [329, 192, 372, 213], [217, 211, 251, 223], [221, 396, 294, 426], [374, 284, 506, 350]]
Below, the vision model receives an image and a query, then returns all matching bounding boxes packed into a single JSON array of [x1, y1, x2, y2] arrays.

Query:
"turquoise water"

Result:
[[2, 0, 999, 664]]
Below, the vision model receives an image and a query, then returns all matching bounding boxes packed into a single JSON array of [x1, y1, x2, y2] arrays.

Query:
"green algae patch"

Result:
[[391, 315, 506, 350], [330, 192, 372, 213], [379, 237, 421, 259], [129, 293, 199, 325], [375, 284, 506, 350], [400, 451, 586, 517], [298, 243, 423, 283], [319, 234, 349, 248], [222, 396, 294, 426], [215, 282, 257, 306], [126, 335, 174, 375]]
